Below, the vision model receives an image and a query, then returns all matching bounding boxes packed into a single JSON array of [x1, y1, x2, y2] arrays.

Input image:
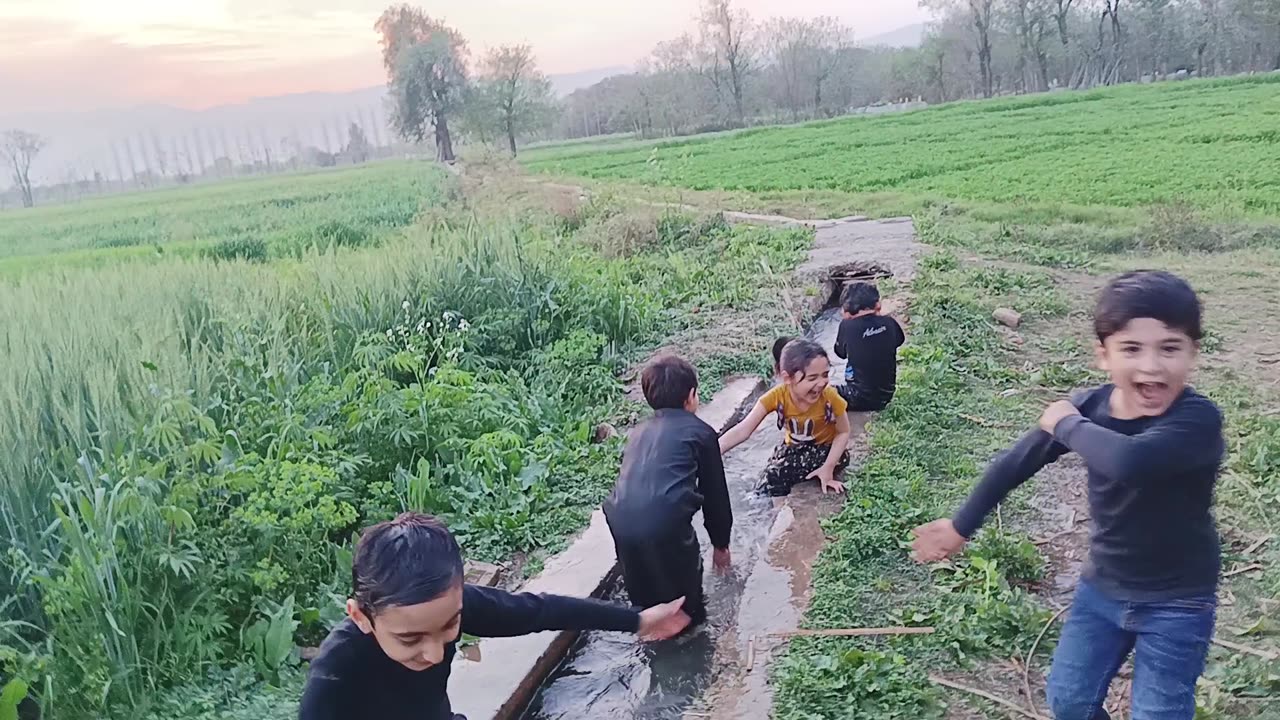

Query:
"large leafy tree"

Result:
[[375, 5, 469, 162]]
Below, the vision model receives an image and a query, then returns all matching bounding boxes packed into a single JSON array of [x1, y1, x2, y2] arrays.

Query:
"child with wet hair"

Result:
[[604, 355, 732, 628], [299, 512, 690, 720], [721, 339, 851, 497]]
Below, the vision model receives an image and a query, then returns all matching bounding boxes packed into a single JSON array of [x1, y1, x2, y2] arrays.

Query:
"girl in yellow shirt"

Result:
[[720, 339, 851, 497]]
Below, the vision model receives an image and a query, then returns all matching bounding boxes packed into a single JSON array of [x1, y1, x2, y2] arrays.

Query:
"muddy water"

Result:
[[520, 402, 782, 720], [522, 311, 848, 720]]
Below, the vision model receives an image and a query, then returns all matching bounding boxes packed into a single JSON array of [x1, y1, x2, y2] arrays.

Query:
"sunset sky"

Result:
[[1, 0, 931, 114]]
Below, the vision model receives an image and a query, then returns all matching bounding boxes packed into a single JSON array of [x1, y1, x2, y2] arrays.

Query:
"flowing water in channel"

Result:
[[521, 311, 846, 720]]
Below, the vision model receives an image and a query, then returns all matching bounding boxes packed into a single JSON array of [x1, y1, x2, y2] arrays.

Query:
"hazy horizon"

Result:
[[1, 0, 931, 116]]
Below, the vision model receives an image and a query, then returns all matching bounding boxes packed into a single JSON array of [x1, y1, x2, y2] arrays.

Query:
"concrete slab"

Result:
[[698, 217, 924, 720], [449, 376, 765, 720]]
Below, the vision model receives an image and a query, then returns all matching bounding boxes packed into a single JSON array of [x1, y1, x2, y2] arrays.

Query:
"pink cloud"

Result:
[[0, 19, 384, 112]]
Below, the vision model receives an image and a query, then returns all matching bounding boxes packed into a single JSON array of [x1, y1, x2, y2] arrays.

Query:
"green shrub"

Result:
[[205, 237, 269, 263]]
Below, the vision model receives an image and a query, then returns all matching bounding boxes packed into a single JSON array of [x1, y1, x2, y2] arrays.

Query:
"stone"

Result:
[[993, 307, 1022, 329]]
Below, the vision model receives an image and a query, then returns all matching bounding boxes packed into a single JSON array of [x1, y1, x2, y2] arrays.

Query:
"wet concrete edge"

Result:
[[450, 375, 767, 720]]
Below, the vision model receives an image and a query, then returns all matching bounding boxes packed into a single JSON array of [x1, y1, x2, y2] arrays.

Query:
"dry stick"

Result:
[[746, 637, 756, 672], [929, 675, 1047, 720], [959, 412, 1014, 429], [1224, 563, 1264, 579], [1244, 534, 1274, 556], [768, 626, 936, 638], [1021, 607, 1070, 718], [1212, 637, 1280, 662]]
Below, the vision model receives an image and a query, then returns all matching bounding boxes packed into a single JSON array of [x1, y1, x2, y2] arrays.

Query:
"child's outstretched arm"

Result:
[[719, 400, 770, 455], [806, 410, 851, 493], [1045, 397, 1223, 487], [912, 426, 1068, 562], [696, 426, 733, 567], [460, 585, 689, 641]]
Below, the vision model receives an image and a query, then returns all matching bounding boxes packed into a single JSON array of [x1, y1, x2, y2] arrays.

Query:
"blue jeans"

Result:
[[1047, 580, 1216, 720]]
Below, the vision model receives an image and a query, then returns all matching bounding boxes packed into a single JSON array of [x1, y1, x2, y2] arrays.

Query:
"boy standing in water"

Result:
[[834, 282, 904, 412], [912, 271, 1223, 720], [300, 513, 689, 720], [604, 355, 732, 627]]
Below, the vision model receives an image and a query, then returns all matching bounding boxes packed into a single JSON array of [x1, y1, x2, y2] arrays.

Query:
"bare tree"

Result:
[[1007, 0, 1054, 91], [700, 0, 755, 125], [1, 130, 46, 208], [474, 45, 557, 156], [762, 17, 854, 120], [649, 34, 706, 135], [924, 0, 997, 97], [376, 5, 469, 162]]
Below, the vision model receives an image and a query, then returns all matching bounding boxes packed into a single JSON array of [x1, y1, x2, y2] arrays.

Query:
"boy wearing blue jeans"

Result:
[[912, 271, 1223, 720]]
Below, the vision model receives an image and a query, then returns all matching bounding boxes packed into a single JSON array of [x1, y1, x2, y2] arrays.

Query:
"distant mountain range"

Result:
[[860, 23, 927, 49], [2, 66, 630, 186]]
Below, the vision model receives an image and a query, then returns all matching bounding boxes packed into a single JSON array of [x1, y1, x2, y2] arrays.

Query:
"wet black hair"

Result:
[[641, 354, 699, 410], [353, 512, 463, 618], [772, 336, 793, 372], [841, 282, 880, 314], [1094, 270, 1203, 343], [779, 339, 828, 377]]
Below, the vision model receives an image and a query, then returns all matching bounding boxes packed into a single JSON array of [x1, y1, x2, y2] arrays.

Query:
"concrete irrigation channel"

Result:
[[450, 213, 922, 720]]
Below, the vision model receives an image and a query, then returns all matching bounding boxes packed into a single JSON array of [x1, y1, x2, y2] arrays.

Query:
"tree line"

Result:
[[6, 0, 1277, 207], [553, 0, 1280, 141]]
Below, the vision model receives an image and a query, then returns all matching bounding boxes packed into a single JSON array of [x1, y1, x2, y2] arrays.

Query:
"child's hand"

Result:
[[713, 547, 732, 572], [1038, 400, 1080, 435], [637, 597, 691, 641], [910, 519, 967, 563], [807, 465, 845, 494]]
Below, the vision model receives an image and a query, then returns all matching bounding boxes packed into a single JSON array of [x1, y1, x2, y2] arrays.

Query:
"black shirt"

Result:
[[603, 408, 732, 550], [834, 314, 905, 407], [298, 584, 639, 720], [952, 385, 1223, 601]]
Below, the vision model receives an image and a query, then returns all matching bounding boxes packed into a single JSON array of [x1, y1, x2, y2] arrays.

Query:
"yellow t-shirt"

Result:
[[760, 384, 848, 446]]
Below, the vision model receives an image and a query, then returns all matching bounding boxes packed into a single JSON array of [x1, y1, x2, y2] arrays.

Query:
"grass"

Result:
[[0, 161, 448, 269], [525, 75, 1280, 217], [0, 175, 813, 718], [521, 73, 1280, 719]]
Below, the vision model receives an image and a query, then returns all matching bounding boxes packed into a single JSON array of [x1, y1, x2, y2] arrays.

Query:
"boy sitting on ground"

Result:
[[833, 282, 904, 412], [300, 513, 689, 720], [603, 355, 732, 628], [911, 270, 1224, 720]]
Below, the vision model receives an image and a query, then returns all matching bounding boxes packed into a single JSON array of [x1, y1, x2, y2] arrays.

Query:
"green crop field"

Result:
[[0, 161, 447, 274], [0, 159, 810, 718], [526, 75, 1280, 216]]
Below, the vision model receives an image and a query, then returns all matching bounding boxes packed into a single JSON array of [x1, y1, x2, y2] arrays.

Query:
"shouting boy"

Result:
[[912, 271, 1223, 720], [604, 355, 732, 627]]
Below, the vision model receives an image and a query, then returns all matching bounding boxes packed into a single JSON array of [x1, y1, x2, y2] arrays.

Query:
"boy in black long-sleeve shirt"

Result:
[[299, 513, 689, 720], [912, 271, 1223, 720], [604, 355, 732, 626]]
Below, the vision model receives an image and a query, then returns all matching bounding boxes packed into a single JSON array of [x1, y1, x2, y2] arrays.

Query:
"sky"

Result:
[[0, 0, 931, 114]]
